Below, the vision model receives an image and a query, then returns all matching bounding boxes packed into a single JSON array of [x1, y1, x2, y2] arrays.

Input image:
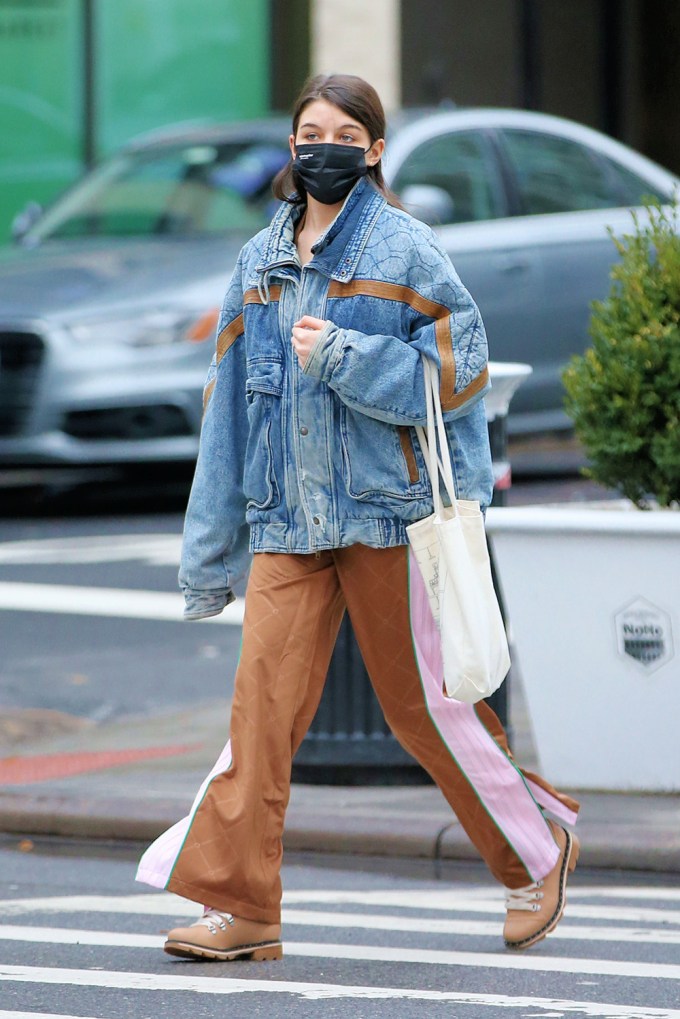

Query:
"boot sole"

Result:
[[505, 828, 580, 950], [164, 939, 283, 962]]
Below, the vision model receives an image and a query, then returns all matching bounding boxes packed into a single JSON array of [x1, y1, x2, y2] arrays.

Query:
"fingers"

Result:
[[291, 328, 316, 348], [291, 317, 328, 370], [294, 315, 326, 330]]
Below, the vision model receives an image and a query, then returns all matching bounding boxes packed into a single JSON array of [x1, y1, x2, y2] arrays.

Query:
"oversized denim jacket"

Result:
[[179, 177, 494, 619]]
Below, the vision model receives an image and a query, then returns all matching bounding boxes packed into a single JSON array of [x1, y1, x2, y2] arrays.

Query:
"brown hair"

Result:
[[272, 73, 402, 207]]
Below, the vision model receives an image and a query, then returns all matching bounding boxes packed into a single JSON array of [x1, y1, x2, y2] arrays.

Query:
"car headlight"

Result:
[[69, 307, 219, 347]]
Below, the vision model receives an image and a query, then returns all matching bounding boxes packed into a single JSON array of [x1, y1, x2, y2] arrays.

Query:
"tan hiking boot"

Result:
[[164, 909, 282, 961], [503, 821, 580, 949]]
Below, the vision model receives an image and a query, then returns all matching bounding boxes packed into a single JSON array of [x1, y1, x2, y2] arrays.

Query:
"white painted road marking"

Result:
[[0, 1014, 105, 1019], [2, 897, 680, 946], [1, 964, 680, 1016], [0, 534, 182, 566], [568, 887, 680, 902], [282, 889, 680, 925], [1, 924, 679, 980], [0, 1014, 104, 1019], [2, 890, 680, 930], [0, 582, 244, 625]]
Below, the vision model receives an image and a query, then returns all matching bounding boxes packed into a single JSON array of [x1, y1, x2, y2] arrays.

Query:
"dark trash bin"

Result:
[[292, 363, 532, 785]]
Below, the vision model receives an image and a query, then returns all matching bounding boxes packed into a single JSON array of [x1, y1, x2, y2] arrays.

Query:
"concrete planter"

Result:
[[485, 502, 680, 791]]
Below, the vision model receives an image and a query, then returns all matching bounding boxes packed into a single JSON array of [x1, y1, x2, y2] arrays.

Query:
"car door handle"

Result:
[[498, 257, 531, 274]]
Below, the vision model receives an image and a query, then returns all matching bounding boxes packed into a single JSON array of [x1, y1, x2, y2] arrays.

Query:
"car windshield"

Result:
[[25, 139, 290, 242]]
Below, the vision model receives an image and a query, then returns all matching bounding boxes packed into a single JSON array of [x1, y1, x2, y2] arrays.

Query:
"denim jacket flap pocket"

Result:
[[246, 359, 284, 400], [244, 359, 283, 512]]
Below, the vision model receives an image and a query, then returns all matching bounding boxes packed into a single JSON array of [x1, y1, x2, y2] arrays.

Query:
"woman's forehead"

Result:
[[297, 98, 365, 131]]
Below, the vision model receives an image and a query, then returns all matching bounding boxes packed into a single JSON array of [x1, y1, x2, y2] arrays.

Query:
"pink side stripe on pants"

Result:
[[136, 546, 579, 921]]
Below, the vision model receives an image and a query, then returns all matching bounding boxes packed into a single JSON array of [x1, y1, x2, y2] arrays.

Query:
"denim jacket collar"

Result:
[[256, 177, 387, 282]]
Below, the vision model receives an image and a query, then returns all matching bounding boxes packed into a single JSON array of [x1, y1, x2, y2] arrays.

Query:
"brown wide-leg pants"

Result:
[[160, 546, 578, 924]]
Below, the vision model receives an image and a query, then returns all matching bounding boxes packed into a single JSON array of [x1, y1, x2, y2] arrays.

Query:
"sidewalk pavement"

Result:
[[1, 689, 679, 874]]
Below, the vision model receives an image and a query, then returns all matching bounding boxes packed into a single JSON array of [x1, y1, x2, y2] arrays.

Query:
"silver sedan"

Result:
[[0, 109, 676, 466]]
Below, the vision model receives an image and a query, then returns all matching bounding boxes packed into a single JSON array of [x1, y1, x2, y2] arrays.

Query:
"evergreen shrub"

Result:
[[563, 199, 680, 508]]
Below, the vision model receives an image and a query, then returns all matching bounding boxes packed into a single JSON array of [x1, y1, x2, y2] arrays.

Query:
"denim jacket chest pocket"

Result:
[[244, 359, 284, 511]]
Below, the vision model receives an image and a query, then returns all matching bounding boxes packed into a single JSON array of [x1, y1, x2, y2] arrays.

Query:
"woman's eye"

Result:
[[340, 135, 356, 143]]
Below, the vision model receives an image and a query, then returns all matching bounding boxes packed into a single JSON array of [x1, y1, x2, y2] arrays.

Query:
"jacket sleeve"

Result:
[[302, 242, 490, 426], [178, 251, 250, 620]]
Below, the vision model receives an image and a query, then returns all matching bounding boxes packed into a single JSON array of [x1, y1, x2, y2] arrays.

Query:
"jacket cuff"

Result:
[[183, 587, 235, 621], [302, 320, 340, 380]]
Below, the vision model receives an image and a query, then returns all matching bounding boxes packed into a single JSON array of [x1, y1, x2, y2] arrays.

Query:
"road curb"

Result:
[[1, 792, 678, 874]]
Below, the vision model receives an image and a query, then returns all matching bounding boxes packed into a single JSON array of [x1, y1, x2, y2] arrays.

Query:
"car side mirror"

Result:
[[11, 201, 43, 243], [399, 185, 455, 226]]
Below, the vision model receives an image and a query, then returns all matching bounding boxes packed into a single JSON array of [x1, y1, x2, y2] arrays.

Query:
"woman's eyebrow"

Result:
[[298, 121, 362, 131]]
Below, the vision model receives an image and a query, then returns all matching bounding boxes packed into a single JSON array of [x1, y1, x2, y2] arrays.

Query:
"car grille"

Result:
[[63, 404, 193, 441], [0, 331, 45, 436]]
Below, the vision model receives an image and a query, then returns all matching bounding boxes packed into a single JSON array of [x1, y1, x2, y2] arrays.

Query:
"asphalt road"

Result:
[[0, 474, 243, 729], [1, 838, 679, 1018], [1, 473, 679, 1016], [0, 469, 611, 732]]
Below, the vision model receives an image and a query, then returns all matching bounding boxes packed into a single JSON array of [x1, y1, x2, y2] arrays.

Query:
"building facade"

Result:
[[2, 0, 679, 242]]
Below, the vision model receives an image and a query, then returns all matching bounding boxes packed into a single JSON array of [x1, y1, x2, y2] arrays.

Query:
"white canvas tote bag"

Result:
[[406, 357, 510, 702]]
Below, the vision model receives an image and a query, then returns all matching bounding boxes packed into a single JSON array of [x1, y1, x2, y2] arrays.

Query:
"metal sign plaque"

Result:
[[615, 597, 674, 673]]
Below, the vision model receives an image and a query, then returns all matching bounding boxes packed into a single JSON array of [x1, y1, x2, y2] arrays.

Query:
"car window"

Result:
[[501, 130, 621, 215], [599, 157, 667, 207], [25, 142, 290, 242], [392, 131, 502, 224]]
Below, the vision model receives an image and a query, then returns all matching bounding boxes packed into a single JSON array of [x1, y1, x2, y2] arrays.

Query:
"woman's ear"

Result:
[[289, 134, 296, 160], [366, 138, 385, 166]]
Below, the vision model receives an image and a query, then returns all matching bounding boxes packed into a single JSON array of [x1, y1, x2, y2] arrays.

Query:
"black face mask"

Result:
[[292, 143, 370, 205]]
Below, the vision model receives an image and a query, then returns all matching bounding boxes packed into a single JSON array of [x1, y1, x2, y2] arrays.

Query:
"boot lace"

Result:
[[193, 908, 235, 935], [505, 879, 544, 912]]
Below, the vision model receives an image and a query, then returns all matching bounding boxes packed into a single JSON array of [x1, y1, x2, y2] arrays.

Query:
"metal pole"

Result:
[[82, 0, 96, 170], [291, 614, 428, 785], [518, 0, 541, 111], [599, 0, 623, 138], [293, 412, 514, 784]]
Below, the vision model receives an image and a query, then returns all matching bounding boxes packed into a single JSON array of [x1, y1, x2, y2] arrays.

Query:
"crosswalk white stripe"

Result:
[[283, 890, 680, 925], [568, 888, 680, 902], [2, 908, 680, 948], [1, 925, 679, 980], [281, 910, 680, 945], [0, 533, 182, 566], [0, 925, 159, 948], [0, 1013, 103, 1019], [3, 891, 678, 927], [0, 582, 244, 625], [1, 964, 679, 1016], [2, 900, 680, 947]]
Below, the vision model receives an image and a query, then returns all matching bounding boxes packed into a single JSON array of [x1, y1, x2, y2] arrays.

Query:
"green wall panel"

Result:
[[0, 0, 83, 241], [94, 0, 270, 155], [0, 0, 269, 243]]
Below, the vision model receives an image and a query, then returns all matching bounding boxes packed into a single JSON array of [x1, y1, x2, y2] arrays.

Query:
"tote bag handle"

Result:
[[415, 358, 459, 516]]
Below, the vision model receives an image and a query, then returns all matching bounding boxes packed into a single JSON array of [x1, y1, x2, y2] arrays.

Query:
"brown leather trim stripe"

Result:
[[202, 378, 217, 413], [203, 313, 245, 415], [216, 313, 244, 363], [204, 285, 284, 415], [327, 279, 448, 320], [434, 316, 456, 409], [244, 285, 282, 305], [328, 278, 461, 410], [398, 427, 419, 484], [442, 364, 490, 411]]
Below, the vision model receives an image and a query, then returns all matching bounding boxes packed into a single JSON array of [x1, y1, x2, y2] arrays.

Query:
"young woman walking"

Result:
[[136, 73, 579, 960]]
